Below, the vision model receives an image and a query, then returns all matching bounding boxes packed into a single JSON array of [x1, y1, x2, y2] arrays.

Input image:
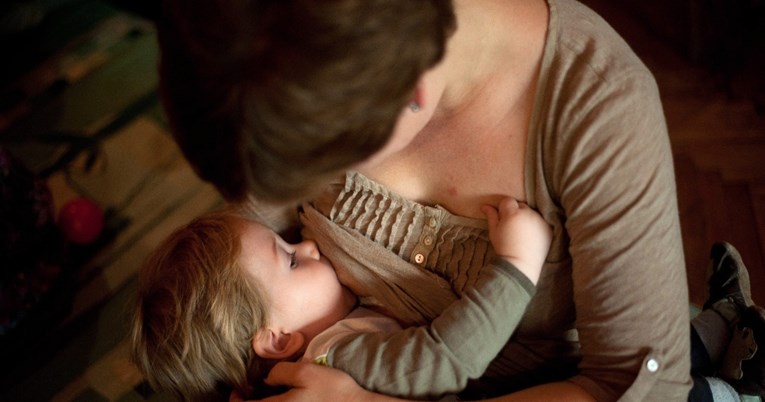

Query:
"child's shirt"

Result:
[[302, 307, 402, 365]]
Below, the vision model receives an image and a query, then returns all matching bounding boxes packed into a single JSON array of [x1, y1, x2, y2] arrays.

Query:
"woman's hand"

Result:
[[232, 361, 399, 402]]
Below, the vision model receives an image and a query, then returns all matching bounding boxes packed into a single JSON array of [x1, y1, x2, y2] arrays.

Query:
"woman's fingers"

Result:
[[265, 362, 355, 390], [265, 362, 309, 387], [263, 362, 369, 402], [229, 390, 246, 402]]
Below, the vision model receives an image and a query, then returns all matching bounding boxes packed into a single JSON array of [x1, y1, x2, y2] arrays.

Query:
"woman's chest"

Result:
[[363, 118, 529, 219]]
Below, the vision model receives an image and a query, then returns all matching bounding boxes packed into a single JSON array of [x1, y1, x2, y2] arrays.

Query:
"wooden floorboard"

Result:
[[583, 0, 765, 308]]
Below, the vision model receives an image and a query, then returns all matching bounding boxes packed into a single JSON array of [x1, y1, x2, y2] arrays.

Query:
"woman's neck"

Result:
[[355, 0, 548, 216], [437, 0, 548, 116]]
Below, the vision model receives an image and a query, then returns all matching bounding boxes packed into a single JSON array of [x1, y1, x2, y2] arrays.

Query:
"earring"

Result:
[[409, 102, 421, 113]]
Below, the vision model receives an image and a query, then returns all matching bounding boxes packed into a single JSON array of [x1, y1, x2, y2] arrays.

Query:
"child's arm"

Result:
[[325, 197, 552, 399]]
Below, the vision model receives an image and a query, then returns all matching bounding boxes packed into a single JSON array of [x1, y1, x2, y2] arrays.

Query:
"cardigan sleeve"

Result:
[[542, 66, 691, 401], [523, 3, 692, 398]]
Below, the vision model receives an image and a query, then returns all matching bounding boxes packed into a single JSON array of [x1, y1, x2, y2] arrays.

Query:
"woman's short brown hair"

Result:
[[157, 0, 455, 202], [130, 213, 268, 400]]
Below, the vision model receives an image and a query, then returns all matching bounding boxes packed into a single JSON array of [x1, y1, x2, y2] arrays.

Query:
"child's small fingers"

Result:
[[481, 205, 498, 227], [481, 204, 496, 215], [501, 197, 520, 208], [497, 197, 521, 217]]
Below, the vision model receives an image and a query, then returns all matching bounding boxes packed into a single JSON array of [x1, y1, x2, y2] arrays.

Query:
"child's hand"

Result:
[[481, 197, 552, 285]]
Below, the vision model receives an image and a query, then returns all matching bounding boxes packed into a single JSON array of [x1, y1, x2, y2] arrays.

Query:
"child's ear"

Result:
[[252, 329, 305, 360]]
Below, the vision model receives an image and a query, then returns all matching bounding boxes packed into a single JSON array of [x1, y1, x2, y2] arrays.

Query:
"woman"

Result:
[[156, 0, 716, 400]]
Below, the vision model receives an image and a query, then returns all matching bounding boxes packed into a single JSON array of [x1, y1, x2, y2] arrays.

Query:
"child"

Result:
[[129, 197, 551, 401]]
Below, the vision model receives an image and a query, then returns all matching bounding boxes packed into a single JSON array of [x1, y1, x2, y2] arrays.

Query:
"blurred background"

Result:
[[0, 0, 763, 400]]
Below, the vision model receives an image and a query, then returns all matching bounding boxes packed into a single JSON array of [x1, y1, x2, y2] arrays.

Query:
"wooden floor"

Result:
[[582, 1, 765, 307]]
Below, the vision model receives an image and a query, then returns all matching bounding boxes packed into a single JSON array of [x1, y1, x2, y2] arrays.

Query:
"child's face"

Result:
[[238, 220, 357, 343]]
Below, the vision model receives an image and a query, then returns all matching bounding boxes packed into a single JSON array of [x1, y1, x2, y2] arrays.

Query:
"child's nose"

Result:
[[297, 239, 320, 260]]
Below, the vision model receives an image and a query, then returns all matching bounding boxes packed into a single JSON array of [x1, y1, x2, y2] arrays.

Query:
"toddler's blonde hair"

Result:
[[130, 212, 268, 400]]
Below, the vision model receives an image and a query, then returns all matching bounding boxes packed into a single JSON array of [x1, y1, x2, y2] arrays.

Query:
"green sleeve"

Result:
[[327, 258, 535, 399]]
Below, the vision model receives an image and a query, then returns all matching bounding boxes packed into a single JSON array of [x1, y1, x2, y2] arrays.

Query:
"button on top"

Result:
[[646, 358, 659, 373], [414, 253, 425, 264], [428, 217, 437, 228]]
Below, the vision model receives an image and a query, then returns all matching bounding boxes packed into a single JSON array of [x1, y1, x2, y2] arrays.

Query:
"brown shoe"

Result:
[[721, 305, 765, 398], [703, 242, 754, 322]]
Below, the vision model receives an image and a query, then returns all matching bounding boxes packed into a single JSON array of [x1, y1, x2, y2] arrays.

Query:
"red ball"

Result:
[[58, 197, 105, 245]]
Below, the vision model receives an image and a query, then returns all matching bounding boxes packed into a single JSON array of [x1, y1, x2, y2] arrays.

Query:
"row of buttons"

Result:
[[412, 216, 440, 266]]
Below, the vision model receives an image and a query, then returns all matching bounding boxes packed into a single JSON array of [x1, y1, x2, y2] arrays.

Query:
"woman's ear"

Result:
[[409, 85, 425, 112], [252, 328, 305, 360]]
